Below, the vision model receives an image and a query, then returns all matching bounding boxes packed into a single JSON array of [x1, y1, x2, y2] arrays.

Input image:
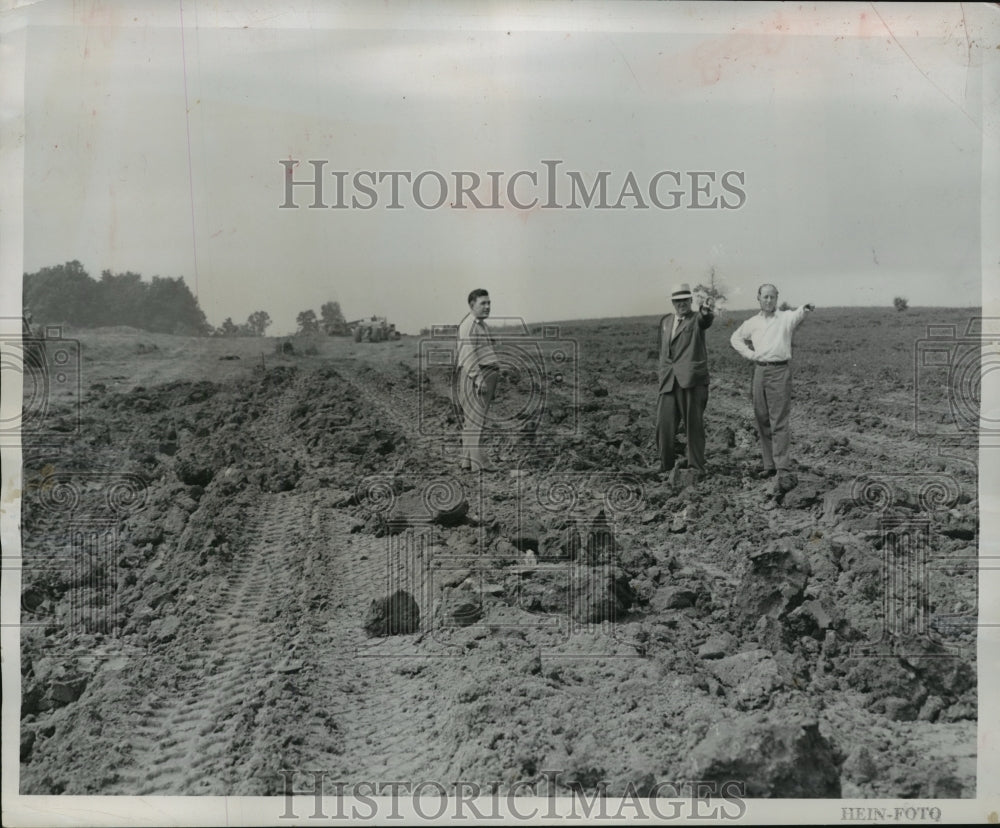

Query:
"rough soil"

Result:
[[18, 309, 979, 798]]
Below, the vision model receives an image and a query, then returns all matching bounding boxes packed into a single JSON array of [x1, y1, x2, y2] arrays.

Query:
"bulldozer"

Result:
[[349, 316, 401, 343]]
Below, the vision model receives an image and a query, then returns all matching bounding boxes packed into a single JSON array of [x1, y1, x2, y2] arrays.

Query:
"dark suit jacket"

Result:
[[657, 309, 714, 393]]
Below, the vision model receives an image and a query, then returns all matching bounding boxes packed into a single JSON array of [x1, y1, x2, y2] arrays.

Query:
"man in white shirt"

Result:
[[729, 284, 815, 478], [456, 289, 499, 471]]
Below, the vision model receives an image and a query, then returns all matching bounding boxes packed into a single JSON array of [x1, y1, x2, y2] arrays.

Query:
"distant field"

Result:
[[34, 304, 982, 395]]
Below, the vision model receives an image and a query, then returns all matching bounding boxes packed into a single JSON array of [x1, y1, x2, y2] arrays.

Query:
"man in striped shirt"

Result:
[[730, 284, 815, 479], [456, 289, 499, 472]]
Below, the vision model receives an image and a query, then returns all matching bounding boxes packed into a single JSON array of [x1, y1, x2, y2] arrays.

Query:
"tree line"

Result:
[[295, 302, 349, 336], [24, 261, 212, 335], [22, 261, 354, 338]]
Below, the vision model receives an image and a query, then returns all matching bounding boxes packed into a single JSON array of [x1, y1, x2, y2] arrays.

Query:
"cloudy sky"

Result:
[[4, 1, 994, 334]]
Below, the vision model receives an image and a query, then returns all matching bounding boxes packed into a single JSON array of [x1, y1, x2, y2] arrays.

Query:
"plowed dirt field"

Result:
[[18, 308, 979, 799]]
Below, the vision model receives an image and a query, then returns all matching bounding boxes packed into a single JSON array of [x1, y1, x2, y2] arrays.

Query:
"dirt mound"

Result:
[[684, 712, 840, 797]]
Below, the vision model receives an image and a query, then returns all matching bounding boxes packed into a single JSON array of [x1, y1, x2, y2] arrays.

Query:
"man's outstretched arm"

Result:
[[697, 296, 715, 329], [790, 303, 815, 328]]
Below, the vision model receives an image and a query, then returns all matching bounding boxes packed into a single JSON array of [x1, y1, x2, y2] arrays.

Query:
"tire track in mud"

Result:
[[332, 357, 453, 469], [106, 361, 464, 792], [107, 492, 313, 794], [292, 492, 459, 784], [288, 359, 467, 782]]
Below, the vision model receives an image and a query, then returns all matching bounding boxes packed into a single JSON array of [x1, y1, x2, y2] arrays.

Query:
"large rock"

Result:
[[842, 653, 926, 712], [364, 590, 420, 636], [162, 506, 189, 536], [651, 585, 698, 612], [20, 728, 36, 762], [509, 564, 635, 624], [897, 636, 976, 700], [753, 615, 788, 653], [940, 515, 976, 541], [697, 632, 736, 659], [785, 598, 838, 639], [264, 461, 300, 493], [783, 478, 822, 510], [606, 413, 630, 435], [47, 675, 89, 706], [510, 518, 543, 553], [583, 510, 617, 565], [772, 471, 798, 498], [175, 457, 214, 487], [821, 482, 858, 524], [571, 567, 636, 624], [735, 542, 809, 624], [387, 489, 469, 533], [151, 614, 182, 643], [684, 713, 841, 797], [707, 648, 787, 709], [541, 526, 581, 561], [129, 513, 164, 545]]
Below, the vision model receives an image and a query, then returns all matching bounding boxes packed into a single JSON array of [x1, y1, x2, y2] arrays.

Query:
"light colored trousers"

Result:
[[752, 363, 792, 471], [457, 366, 498, 467]]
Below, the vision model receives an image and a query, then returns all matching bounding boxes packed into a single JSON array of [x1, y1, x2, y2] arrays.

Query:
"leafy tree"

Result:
[[296, 309, 319, 335], [320, 300, 348, 335], [144, 275, 211, 335], [98, 270, 147, 328], [246, 310, 272, 337], [23, 261, 100, 325], [217, 317, 241, 337], [693, 266, 727, 309], [894, 296, 909, 312]]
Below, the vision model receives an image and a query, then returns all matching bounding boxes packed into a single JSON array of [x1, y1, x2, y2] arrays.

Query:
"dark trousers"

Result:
[[752, 363, 792, 471], [656, 384, 708, 472]]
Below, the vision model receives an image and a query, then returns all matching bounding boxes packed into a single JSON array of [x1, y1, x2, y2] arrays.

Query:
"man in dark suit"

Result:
[[656, 282, 715, 478]]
